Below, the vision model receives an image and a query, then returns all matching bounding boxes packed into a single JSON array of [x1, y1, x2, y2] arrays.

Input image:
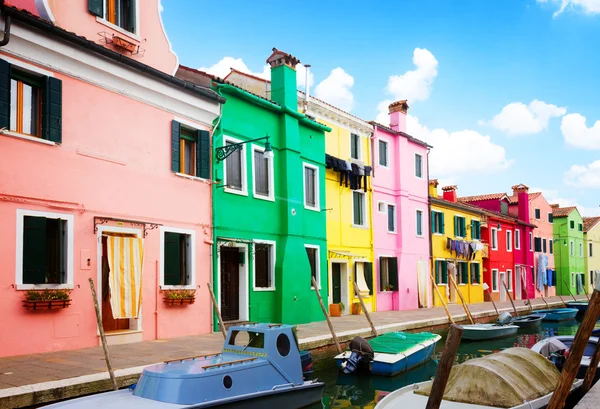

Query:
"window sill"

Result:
[[415, 234, 425, 238], [433, 233, 444, 236], [304, 205, 320, 212], [16, 283, 73, 290], [437, 283, 447, 286], [96, 17, 140, 41], [160, 285, 196, 291], [175, 172, 209, 183], [225, 187, 248, 197], [352, 224, 370, 229], [387, 230, 397, 235], [253, 287, 276, 292], [2, 130, 57, 146], [254, 193, 275, 202], [458, 283, 467, 286]]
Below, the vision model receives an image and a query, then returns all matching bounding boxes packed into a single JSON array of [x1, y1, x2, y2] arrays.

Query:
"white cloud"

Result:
[[530, 186, 600, 217], [158, 0, 164, 12], [385, 48, 438, 103], [484, 100, 566, 136], [296, 64, 314, 91], [314, 67, 355, 112], [537, 0, 600, 17], [560, 113, 600, 149], [564, 160, 600, 188]]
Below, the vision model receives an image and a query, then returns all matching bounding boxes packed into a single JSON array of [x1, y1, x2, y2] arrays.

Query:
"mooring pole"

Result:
[[448, 273, 474, 324], [482, 283, 499, 318], [207, 282, 227, 339], [502, 280, 519, 317], [312, 276, 342, 353], [425, 324, 464, 409], [430, 271, 455, 324], [354, 282, 378, 337]]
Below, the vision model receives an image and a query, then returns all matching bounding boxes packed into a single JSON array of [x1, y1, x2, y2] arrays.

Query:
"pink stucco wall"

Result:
[[0, 63, 212, 357], [530, 194, 556, 297]]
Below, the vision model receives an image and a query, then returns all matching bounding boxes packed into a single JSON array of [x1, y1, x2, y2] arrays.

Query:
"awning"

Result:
[[328, 250, 365, 259], [106, 236, 144, 319]]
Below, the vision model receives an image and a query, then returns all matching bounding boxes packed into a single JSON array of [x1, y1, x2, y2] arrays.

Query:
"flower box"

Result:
[[163, 297, 195, 306], [162, 289, 196, 306], [22, 289, 72, 311], [113, 35, 137, 53], [22, 299, 72, 310]]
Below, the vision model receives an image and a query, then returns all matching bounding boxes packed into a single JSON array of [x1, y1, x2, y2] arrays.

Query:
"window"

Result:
[[17, 210, 74, 289], [570, 240, 574, 256], [592, 271, 595, 285], [416, 210, 424, 236], [431, 211, 445, 234], [305, 245, 320, 288], [590, 243, 594, 257], [500, 201, 508, 215], [571, 272, 575, 288], [534, 237, 542, 252], [89, 0, 137, 34], [223, 137, 246, 193], [415, 153, 423, 178], [491, 228, 498, 250], [579, 223, 583, 232], [254, 241, 275, 290], [171, 121, 210, 179], [378, 140, 388, 166], [548, 213, 553, 223], [470, 263, 480, 284], [350, 133, 360, 159], [303, 163, 319, 210], [161, 228, 195, 288], [387, 204, 396, 233], [507, 270, 513, 291], [353, 191, 366, 226], [454, 216, 466, 238], [378, 201, 386, 213], [506, 230, 512, 251], [534, 208, 541, 219], [379, 256, 398, 291], [542, 238, 547, 253], [492, 269, 499, 292], [10, 72, 42, 136], [580, 242, 583, 257], [471, 219, 481, 240], [435, 260, 448, 284], [457, 262, 468, 284], [515, 229, 521, 250], [529, 232, 533, 251], [570, 220, 575, 229], [549, 239, 553, 254], [253, 146, 274, 200]]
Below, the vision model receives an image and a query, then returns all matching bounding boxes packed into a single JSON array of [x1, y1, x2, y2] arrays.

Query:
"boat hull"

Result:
[[536, 308, 578, 321], [512, 314, 546, 328], [461, 324, 519, 341], [565, 302, 588, 315]]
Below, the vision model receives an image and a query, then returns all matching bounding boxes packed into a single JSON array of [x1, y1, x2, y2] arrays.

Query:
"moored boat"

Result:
[[532, 335, 600, 380], [42, 323, 324, 409], [461, 323, 519, 341], [565, 301, 589, 315], [511, 313, 546, 327], [535, 308, 579, 321]]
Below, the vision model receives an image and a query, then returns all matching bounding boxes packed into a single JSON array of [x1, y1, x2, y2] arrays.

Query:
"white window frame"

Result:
[[159, 226, 196, 290], [506, 230, 512, 252], [302, 162, 320, 211], [306, 244, 321, 289], [15, 209, 74, 290], [570, 240, 575, 256], [96, 0, 141, 40], [223, 135, 248, 196], [416, 209, 424, 237], [251, 144, 275, 202], [432, 211, 444, 235], [515, 229, 521, 250], [378, 139, 389, 168], [455, 215, 466, 239], [529, 232, 533, 251], [350, 133, 361, 161], [387, 203, 397, 234], [352, 191, 367, 228], [470, 261, 481, 285], [253, 239, 276, 291], [457, 261, 468, 285], [377, 201, 386, 213], [507, 269, 513, 291], [435, 258, 447, 285], [415, 153, 423, 178], [491, 228, 498, 250], [492, 269, 499, 292]]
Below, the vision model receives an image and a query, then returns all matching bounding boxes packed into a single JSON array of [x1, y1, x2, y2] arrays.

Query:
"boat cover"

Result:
[[414, 347, 561, 408], [537, 339, 569, 358], [368, 332, 438, 354]]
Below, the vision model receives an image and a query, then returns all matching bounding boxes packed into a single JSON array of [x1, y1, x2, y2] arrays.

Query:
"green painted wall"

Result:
[[211, 64, 330, 329], [553, 209, 585, 295]]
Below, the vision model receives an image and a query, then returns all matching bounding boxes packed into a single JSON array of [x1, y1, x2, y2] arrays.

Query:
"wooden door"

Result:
[[101, 236, 130, 332], [220, 247, 240, 322], [332, 263, 341, 304]]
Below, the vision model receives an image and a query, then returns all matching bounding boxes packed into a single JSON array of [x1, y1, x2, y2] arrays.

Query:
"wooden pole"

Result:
[[502, 280, 519, 317], [525, 296, 534, 314], [312, 276, 342, 353], [88, 278, 118, 391], [540, 295, 549, 308], [583, 284, 591, 302], [547, 290, 600, 409], [563, 279, 578, 302], [582, 335, 600, 394], [448, 273, 474, 324], [353, 281, 378, 337], [482, 283, 499, 318], [425, 324, 464, 409], [557, 292, 569, 307], [207, 282, 227, 339], [430, 271, 455, 324]]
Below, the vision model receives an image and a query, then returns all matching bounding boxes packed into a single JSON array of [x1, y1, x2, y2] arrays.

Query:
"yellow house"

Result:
[[429, 181, 486, 306], [304, 96, 376, 314], [584, 217, 600, 293]]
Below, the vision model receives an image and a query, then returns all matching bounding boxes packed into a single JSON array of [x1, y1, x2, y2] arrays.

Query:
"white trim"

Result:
[[253, 239, 276, 291], [1, 130, 58, 146], [306, 244, 321, 289], [415, 152, 423, 178], [159, 226, 196, 290], [378, 253, 396, 292], [534, 207, 541, 220], [378, 139, 389, 168], [387, 203, 397, 234], [251, 144, 275, 202], [377, 201, 386, 213], [580, 242, 584, 258], [491, 227, 498, 250], [156, 0, 180, 76], [302, 162, 320, 211], [37, 0, 56, 23], [174, 173, 209, 183], [96, 17, 141, 41], [98, 0, 141, 39], [328, 258, 350, 311], [173, 116, 207, 131], [570, 240, 575, 257], [352, 190, 367, 228], [507, 269, 513, 291], [456, 260, 469, 285], [492, 268, 499, 292], [223, 136, 248, 196], [349, 132, 362, 161], [1, 54, 54, 77], [416, 208, 424, 237], [434, 258, 447, 285], [470, 261, 481, 285], [15, 209, 74, 290], [506, 230, 513, 252], [216, 240, 249, 322], [515, 229, 521, 250], [529, 231, 533, 251]]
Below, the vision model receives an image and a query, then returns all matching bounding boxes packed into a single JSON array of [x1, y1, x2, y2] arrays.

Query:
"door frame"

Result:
[[329, 258, 349, 315], [515, 266, 522, 301], [216, 240, 249, 322], [499, 271, 506, 302], [96, 225, 143, 334]]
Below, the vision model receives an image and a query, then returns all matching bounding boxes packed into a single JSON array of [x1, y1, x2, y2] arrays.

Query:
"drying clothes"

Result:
[[363, 166, 372, 192], [536, 253, 547, 292], [350, 163, 361, 190], [576, 274, 583, 295], [340, 170, 350, 187], [325, 154, 337, 170], [451, 239, 458, 256], [476, 242, 484, 251], [447, 237, 452, 250], [470, 242, 478, 260]]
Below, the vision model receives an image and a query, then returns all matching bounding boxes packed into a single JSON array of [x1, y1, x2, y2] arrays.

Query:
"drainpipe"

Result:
[[426, 147, 433, 308], [0, 2, 12, 47]]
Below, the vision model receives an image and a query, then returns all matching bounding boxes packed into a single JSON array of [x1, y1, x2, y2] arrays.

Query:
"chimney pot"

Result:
[[511, 183, 530, 195], [388, 100, 409, 132], [442, 185, 458, 203]]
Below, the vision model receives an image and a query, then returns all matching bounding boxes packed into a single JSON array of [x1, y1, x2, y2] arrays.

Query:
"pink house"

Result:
[[0, 1, 222, 356], [371, 101, 432, 311]]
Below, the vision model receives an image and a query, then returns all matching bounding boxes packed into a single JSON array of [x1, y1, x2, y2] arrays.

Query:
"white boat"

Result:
[[375, 347, 582, 409], [460, 323, 519, 341]]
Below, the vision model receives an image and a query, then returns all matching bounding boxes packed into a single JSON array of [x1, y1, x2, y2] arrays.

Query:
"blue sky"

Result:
[[161, 0, 600, 216]]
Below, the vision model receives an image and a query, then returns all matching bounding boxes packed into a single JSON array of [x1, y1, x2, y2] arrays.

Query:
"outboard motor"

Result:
[[497, 311, 512, 325], [538, 339, 570, 372], [341, 336, 374, 374]]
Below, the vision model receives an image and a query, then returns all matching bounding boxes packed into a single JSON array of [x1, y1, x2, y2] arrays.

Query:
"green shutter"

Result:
[[88, 0, 103, 17], [43, 77, 62, 143], [441, 212, 445, 234], [364, 262, 373, 295], [128, 0, 136, 32], [431, 211, 436, 233], [23, 216, 47, 284], [471, 263, 480, 284], [197, 130, 210, 179], [388, 257, 398, 290], [171, 120, 181, 173], [454, 216, 458, 237], [0, 59, 10, 130], [470, 220, 474, 239], [164, 232, 181, 285], [353, 193, 360, 225], [442, 261, 448, 284], [461, 218, 466, 238]]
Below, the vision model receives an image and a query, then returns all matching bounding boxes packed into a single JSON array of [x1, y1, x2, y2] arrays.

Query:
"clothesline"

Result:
[[445, 238, 483, 260], [325, 154, 372, 192]]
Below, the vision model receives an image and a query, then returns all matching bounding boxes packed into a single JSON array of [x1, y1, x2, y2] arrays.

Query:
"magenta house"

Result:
[[371, 101, 432, 311], [0, 1, 222, 356]]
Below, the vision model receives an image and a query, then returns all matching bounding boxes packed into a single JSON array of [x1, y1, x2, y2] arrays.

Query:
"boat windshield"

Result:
[[229, 330, 265, 349]]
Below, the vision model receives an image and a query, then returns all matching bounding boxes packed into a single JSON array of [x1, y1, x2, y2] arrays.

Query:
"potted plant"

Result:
[[162, 289, 196, 305], [329, 301, 344, 317], [384, 284, 394, 292], [351, 301, 362, 315], [22, 289, 72, 311]]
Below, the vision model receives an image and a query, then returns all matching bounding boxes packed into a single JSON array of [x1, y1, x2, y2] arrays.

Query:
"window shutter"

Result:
[[43, 77, 62, 143], [441, 212, 445, 234], [461, 218, 466, 238], [196, 129, 210, 179], [388, 257, 398, 290], [23, 216, 47, 284], [379, 257, 385, 291], [470, 220, 474, 239], [164, 232, 181, 285], [353, 193, 360, 225], [88, 0, 103, 17], [171, 120, 181, 173], [454, 216, 458, 236], [542, 239, 547, 253], [364, 262, 373, 295], [461, 264, 468, 284], [0, 59, 10, 129], [431, 211, 436, 233], [442, 262, 448, 284], [534, 237, 542, 252], [128, 0, 136, 32]]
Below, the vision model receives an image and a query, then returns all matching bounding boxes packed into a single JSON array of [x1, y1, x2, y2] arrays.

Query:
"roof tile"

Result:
[[583, 217, 600, 232], [551, 206, 577, 218], [458, 193, 507, 202]]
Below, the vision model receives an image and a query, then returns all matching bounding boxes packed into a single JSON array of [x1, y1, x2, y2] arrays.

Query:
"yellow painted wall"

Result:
[[585, 224, 600, 292], [430, 199, 485, 307], [321, 117, 375, 313]]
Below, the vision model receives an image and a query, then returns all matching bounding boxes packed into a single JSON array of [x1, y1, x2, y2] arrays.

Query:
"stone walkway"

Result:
[[0, 295, 586, 408]]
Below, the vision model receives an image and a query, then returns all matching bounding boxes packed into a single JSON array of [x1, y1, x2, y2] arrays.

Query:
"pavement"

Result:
[[0, 295, 587, 408]]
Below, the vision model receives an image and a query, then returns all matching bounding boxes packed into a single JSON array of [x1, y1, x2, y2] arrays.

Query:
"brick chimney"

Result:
[[267, 48, 300, 111], [429, 179, 439, 198], [442, 185, 458, 203], [511, 183, 530, 223], [388, 100, 409, 133]]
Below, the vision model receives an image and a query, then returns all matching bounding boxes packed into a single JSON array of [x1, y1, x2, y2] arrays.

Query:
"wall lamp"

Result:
[[215, 135, 273, 163]]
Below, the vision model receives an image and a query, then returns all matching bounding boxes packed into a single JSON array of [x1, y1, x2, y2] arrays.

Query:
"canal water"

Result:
[[307, 318, 598, 409]]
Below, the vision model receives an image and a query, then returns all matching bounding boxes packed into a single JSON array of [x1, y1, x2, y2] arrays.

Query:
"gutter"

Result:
[[1, 6, 224, 104], [426, 148, 433, 308]]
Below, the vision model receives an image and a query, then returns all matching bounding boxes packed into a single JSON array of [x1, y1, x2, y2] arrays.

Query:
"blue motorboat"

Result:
[[42, 323, 324, 409], [566, 301, 588, 315], [535, 308, 579, 321]]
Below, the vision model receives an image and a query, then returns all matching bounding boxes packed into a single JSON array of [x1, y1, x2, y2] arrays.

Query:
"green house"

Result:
[[551, 205, 586, 296]]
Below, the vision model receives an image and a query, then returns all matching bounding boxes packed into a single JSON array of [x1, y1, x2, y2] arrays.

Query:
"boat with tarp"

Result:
[[334, 332, 441, 376], [375, 347, 583, 409], [532, 335, 600, 381]]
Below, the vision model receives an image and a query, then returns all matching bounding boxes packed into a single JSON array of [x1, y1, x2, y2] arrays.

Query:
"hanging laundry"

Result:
[[475, 242, 484, 251], [576, 274, 583, 294], [451, 239, 458, 256], [363, 166, 372, 192], [340, 160, 352, 187], [350, 163, 360, 190], [536, 253, 546, 292], [470, 242, 477, 260]]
